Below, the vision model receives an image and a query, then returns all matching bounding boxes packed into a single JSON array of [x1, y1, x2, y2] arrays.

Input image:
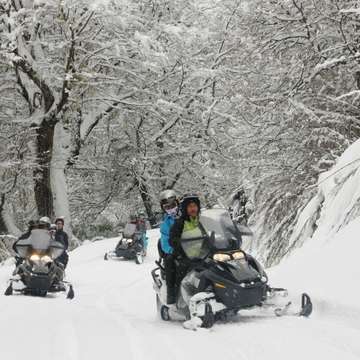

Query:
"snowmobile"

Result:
[[152, 208, 312, 329], [4, 227, 74, 299], [104, 223, 145, 264]]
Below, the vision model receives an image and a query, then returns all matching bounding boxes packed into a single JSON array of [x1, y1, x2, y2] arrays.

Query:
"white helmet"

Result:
[[159, 189, 177, 206], [39, 216, 51, 225]]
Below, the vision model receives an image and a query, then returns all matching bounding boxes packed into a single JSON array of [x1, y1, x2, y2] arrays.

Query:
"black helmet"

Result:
[[129, 214, 138, 222], [27, 220, 36, 232], [28, 220, 36, 227], [180, 193, 201, 218], [55, 217, 65, 225]]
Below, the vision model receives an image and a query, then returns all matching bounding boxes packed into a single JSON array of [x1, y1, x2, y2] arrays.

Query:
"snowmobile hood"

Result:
[[223, 259, 262, 283]]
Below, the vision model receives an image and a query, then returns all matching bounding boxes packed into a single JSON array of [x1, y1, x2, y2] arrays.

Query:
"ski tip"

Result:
[[66, 285, 75, 300], [300, 293, 313, 317]]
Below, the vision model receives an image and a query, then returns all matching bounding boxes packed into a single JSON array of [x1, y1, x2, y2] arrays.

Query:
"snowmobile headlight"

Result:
[[126, 239, 133, 244], [30, 254, 41, 262], [232, 251, 245, 260], [41, 255, 52, 263], [213, 253, 231, 262]]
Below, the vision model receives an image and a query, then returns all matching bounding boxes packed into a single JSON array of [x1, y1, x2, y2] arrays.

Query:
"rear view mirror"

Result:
[[237, 225, 253, 236]]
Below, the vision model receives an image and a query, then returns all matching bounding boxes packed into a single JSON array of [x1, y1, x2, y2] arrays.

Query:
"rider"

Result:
[[13, 217, 51, 267], [13, 220, 36, 266], [170, 193, 203, 259], [137, 212, 149, 255], [54, 217, 69, 268], [129, 214, 148, 254], [166, 193, 204, 305], [231, 189, 249, 224], [159, 190, 179, 304], [38, 216, 51, 230], [16, 220, 35, 243]]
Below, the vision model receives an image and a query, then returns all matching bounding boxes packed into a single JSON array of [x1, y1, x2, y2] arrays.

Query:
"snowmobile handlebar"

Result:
[[155, 260, 165, 271], [151, 267, 162, 288]]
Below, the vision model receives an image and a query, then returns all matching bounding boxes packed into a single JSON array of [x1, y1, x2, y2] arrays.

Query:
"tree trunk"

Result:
[[0, 196, 20, 236], [0, 194, 7, 234], [33, 125, 55, 217], [137, 179, 156, 227], [50, 123, 73, 237]]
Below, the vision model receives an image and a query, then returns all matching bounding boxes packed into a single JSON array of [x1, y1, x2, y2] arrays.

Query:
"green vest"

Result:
[[181, 217, 203, 257]]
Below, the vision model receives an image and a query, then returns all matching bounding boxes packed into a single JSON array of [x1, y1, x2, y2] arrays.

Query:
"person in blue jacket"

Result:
[[129, 214, 149, 255], [159, 189, 179, 304]]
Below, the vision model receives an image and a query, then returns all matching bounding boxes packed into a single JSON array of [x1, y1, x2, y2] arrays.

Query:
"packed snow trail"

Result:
[[1, 230, 360, 360]]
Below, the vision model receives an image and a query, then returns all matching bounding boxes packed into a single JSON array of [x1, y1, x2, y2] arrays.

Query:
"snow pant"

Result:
[[164, 254, 177, 303], [179, 270, 201, 309], [164, 254, 192, 304], [57, 252, 69, 269]]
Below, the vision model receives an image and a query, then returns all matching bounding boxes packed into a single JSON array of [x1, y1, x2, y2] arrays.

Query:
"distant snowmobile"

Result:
[[152, 208, 312, 329], [5, 227, 74, 299], [104, 223, 146, 264]]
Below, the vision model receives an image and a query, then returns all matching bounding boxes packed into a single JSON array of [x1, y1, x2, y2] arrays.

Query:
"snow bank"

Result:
[[271, 139, 360, 311], [271, 216, 360, 310], [286, 139, 360, 249]]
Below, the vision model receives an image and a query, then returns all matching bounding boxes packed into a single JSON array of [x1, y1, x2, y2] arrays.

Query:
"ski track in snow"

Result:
[[1, 232, 360, 360]]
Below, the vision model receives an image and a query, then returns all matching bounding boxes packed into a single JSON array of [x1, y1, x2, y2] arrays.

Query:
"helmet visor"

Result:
[[162, 199, 177, 211]]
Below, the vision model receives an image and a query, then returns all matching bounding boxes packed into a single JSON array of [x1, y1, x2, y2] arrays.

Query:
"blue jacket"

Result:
[[140, 232, 149, 250], [160, 213, 176, 254]]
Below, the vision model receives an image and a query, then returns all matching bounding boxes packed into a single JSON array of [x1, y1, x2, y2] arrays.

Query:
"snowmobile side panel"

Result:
[[115, 248, 137, 259], [202, 270, 267, 309]]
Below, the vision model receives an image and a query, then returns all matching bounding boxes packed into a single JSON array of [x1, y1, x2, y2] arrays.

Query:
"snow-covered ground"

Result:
[[1, 222, 360, 360]]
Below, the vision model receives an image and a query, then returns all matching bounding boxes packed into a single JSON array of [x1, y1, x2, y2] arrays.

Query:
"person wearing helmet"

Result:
[[12, 220, 36, 266], [159, 190, 179, 255], [54, 217, 69, 268], [127, 214, 148, 255], [158, 189, 179, 304], [38, 216, 51, 230], [170, 193, 202, 255], [16, 220, 36, 242], [129, 214, 138, 224], [137, 212, 149, 255], [137, 213, 149, 254], [166, 193, 204, 304]]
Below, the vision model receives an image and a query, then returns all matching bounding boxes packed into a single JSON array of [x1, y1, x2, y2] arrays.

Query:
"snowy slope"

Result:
[[1, 228, 360, 360], [271, 139, 360, 307], [286, 139, 360, 252]]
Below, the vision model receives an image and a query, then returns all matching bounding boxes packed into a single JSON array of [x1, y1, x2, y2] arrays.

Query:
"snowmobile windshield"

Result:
[[14, 229, 64, 259], [123, 223, 137, 239], [180, 236, 210, 260], [200, 208, 242, 251]]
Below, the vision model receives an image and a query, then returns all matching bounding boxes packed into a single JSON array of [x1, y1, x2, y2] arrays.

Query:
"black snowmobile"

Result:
[[4, 227, 74, 299], [104, 223, 145, 264], [152, 208, 312, 329]]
